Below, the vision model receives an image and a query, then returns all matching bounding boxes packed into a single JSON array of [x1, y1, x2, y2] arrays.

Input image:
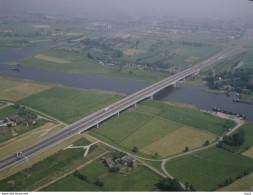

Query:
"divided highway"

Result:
[[0, 45, 243, 170]]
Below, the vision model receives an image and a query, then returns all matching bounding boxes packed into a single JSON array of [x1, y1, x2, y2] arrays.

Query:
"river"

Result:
[[155, 85, 253, 122], [0, 63, 149, 95], [0, 43, 253, 122]]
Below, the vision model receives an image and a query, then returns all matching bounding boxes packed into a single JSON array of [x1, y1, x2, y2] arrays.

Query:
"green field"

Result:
[[0, 138, 107, 191], [0, 77, 52, 102], [165, 147, 253, 191], [120, 117, 181, 149], [19, 49, 169, 83], [43, 158, 162, 191], [136, 100, 234, 136], [17, 86, 123, 124], [90, 100, 225, 158]]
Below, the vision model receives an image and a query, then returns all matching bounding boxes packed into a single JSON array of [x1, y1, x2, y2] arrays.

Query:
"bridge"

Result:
[[0, 45, 243, 170]]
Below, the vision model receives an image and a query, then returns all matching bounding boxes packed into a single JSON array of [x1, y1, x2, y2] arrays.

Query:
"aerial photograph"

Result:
[[0, 0, 253, 193]]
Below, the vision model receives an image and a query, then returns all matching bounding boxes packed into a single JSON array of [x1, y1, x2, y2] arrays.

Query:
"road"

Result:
[[0, 44, 244, 170]]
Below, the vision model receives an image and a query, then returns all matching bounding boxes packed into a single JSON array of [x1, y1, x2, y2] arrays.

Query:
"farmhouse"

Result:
[[121, 155, 138, 168], [101, 156, 115, 168], [9, 115, 23, 124]]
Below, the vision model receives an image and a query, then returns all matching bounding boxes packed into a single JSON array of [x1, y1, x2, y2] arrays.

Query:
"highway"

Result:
[[0, 44, 244, 170]]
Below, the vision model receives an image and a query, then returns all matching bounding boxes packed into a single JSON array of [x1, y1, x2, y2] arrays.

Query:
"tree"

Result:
[[7, 123, 12, 128], [95, 180, 104, 187], [204, 140, 209, 146], [87, 52, 93, 59], [157, 178, 183, 191], [155, 152, 159, 158], [184, 146, 189, 152], [132, 146, 138, 152]]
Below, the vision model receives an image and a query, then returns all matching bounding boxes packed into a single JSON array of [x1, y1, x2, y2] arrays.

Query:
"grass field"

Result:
[[19, 49, 169, 83], [91, 101, 219, 158], [120, 117, 181, 149], [140, 127, 217, 157], [43, 158, 162, 191], [123, 49, 147, 56], [136, 100, 234, 136], [0, 122, 63, 160], [34, 54, 70, 64], [92, 111, 153, 144], [217, 172, 253, 191], [0, 77, 52, 102], [0, 139, 107, 191], [242, 146, 253, 158], [17, 86, 123, 124], [165, 147, 253, 191], [0, 102, 6, 108]]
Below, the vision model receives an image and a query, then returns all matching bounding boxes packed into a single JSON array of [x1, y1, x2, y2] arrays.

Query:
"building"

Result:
[[121, 155, 138, 167], [101, 156, 115, 168]]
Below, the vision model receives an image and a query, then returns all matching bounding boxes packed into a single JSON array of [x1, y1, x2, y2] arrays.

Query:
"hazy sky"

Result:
[[1, 0, 253, 20]]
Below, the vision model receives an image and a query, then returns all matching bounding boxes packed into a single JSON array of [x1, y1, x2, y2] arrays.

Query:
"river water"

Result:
[[155, 86, 253, 122], [0, 44, 253, 121], [0, 42, 68, 62], [0, 63, 149, 95]]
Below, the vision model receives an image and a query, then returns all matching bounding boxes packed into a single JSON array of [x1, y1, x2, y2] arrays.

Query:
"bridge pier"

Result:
[[117, 112, 120, 117], [134, 102, 137, 107], [150, 95, 153, 100], [96, 123, 99, 128]]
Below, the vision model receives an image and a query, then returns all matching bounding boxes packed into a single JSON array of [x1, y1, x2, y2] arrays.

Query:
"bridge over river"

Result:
[[0, 45, 243, 170]]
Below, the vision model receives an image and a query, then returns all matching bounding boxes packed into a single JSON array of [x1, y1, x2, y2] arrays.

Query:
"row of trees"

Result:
[[157, 178, 196, 191], [223, 130, 245, 146]]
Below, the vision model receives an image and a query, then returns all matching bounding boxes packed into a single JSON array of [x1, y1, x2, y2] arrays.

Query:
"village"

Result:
[[0, 105, 37, 129]]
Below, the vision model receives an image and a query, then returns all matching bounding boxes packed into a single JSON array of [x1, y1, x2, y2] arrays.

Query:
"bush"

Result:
[[74, 170, 87, 181], [95, 180, 104, 187]]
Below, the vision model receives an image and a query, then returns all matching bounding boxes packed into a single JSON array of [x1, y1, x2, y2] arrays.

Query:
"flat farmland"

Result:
[[120, 117, 181, 150], [165, 147, 253, 191], [0, 139, 107, 191], [17, 86, 124, 124], [136, 100, 235, 136], [0, 77, 52, 102], [217, 172, 253, 191], [123, 49, 147, 56], [0, 122, 63, 160], [43, 158, 162, 191], [140, 127, 217, 157], [34, 54, 71, 64], [91, 104, 218, 158], [92, 111, 153, 144], [242, 146, 253, 158]]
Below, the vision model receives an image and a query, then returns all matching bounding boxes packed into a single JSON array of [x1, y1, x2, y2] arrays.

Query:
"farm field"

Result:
[[0, 77, 52, 102], [217, 172, 253, 191], [34, 54, 70, 64], [43, 158, 162, 191], [17, 86, 124, 124], [165, 147, 253, 191], [140, 127, 216, 157], [19, 48, 169, 83], [123, 49, 147, 56], [135, 100, 234, 136], [0, 102, 6, 108], [0, 138, 107, 191], [0, 122, 63, 160], [91, 101, 219, 158]]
